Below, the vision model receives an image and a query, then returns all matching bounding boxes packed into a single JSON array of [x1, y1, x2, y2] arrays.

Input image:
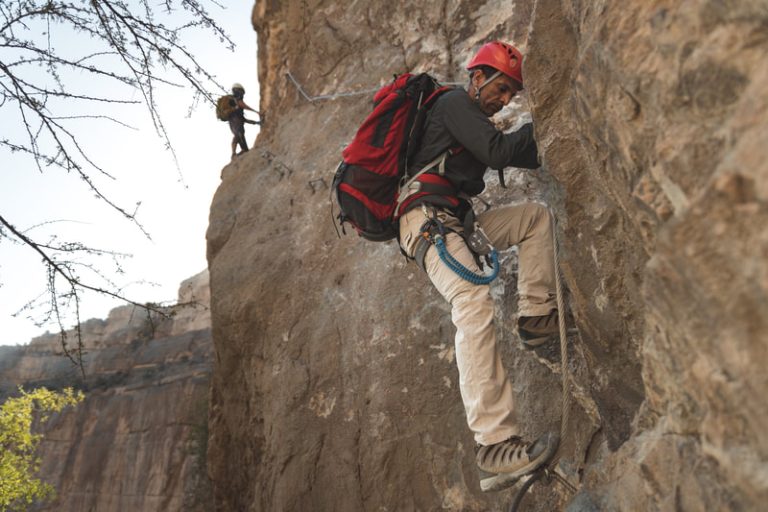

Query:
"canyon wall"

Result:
[[206, 1, 767, 510], [0, 270, 213, 511]]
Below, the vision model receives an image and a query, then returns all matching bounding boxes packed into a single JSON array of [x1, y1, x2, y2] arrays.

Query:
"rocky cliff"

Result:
[[0, 270, 213, 511], [206, 1, 767, 511], [526, 1, 768, 509]]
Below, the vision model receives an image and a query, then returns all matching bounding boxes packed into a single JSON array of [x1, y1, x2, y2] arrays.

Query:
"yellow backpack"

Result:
[[215, 95, 238, 121]]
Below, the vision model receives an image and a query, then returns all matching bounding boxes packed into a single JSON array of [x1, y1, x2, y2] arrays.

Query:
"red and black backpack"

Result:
[[332, 73, 455, 242]]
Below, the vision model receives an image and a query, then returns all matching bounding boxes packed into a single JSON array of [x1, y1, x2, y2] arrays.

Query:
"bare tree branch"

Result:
[[0, 0, 236, 372]]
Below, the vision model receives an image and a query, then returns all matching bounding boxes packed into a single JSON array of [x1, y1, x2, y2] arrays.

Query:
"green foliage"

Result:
[[0, 388, 84, 512]]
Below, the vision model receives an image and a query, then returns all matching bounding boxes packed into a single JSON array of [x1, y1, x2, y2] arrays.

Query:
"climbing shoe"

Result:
[[476, 432, 559, 492], [517, 309, 559, 349]]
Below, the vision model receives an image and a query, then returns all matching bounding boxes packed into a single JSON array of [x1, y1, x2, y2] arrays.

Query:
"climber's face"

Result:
[[472, 70, 520, 116]]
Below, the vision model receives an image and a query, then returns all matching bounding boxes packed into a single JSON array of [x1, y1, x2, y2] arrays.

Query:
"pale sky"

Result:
[[1, 2, 259, 345]]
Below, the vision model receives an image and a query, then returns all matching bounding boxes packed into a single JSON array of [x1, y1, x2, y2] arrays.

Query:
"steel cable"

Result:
[[509, 210, 576, 511]]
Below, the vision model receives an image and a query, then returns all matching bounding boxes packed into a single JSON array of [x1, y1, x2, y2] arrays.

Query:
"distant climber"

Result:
[[217, 83, 261, 160], [397, 42, 560, 492]]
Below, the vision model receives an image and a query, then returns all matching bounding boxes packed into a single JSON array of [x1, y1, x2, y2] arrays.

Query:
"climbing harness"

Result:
[[394, 152, 449, 214], [508, 210, 577, 512], [413, 205, 500, 285]]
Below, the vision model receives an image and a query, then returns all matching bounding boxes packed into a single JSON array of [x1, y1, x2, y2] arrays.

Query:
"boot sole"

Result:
[[479, 432, 560, 492], [480, 471, 520, 492], [481, 469, 541, 493], [519, 328, 580, 350], [519, 334, 553, 349]]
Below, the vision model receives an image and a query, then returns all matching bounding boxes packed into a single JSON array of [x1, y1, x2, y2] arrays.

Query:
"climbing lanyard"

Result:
[[417, 205, 500, 285], [434, 237, 500, 285]]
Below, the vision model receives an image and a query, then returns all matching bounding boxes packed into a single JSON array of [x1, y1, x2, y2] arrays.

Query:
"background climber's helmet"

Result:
[[467, 41, 524, 88], [232, 83, 245, 94]]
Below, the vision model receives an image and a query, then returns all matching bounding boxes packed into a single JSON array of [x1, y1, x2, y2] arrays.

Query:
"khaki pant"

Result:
[[399, 203, 556, 445]]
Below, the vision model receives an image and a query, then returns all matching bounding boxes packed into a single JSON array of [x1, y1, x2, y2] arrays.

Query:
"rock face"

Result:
[[0, 270, 213, 512], [526, 1, 768, 509], [206, 1, 767, 511]]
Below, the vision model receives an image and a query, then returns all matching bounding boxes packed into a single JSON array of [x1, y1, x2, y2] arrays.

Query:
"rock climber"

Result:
[[229, 83, 260, 159], [397, 41, 560, 492]]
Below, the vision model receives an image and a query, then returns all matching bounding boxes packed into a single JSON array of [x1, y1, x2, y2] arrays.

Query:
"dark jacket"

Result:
[[407, 88, 539, 199], [228, 96, 245, 120]]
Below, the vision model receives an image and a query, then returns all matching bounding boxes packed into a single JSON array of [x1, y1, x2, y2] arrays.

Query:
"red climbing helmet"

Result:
[[467, 41, 524, 88]]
